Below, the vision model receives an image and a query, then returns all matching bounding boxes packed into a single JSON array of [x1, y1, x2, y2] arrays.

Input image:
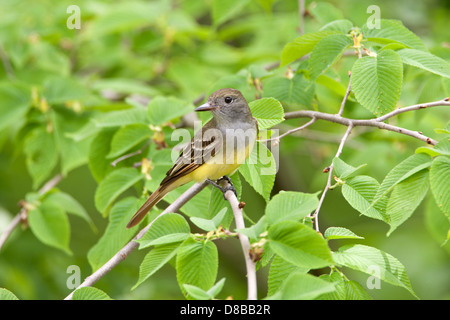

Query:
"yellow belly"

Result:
[[189, 143, 251, 182]]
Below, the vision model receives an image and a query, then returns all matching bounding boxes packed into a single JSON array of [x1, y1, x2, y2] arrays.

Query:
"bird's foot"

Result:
[[206, 176, 237, 200]]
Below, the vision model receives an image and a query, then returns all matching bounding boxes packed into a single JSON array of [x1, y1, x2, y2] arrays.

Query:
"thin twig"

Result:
[[0, 174, 63, 252], [312, 123, 354, 232], [221, 180, 257, 300], [298, 0, 305, 35], [258, 117, 316, 144], [64, 181, 208, 300], [338, 71, 352, 116], [110, 141, 151, 167]]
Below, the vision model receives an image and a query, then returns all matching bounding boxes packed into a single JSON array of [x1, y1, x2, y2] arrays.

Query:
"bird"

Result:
[[126, 88, 258, 228]]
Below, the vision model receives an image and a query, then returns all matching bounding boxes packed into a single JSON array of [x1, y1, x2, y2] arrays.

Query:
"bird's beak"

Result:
[[195, 102, 215, 112]]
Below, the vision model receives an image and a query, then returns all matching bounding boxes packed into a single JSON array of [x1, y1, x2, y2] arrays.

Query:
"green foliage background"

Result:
[[0, 0, 449, 299]]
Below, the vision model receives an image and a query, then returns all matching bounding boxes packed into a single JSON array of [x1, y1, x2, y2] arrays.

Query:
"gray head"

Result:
[[195, 88, 253, 124]]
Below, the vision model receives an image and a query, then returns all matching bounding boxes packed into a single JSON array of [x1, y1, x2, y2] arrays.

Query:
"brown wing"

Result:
[[159, 119, 222, 190]]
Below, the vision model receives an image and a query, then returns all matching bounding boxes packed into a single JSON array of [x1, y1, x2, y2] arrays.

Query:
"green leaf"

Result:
[[88, 197, 143, 271], [94, 167, 143, 215], [236, 215, 267, 240], [318, 272, 372, 300], [239, 142, 276, 201], [267, 255, 309, 296], [309, 34, 352, 80], [28, 200, 71, 254], [23, 127, 58, 189], [176, 238, 218, 297], [45, 191, 96, 231], [190, 208, 228, 232], [265, 190, 319, 225], [362, 19, 427, 51], [386, 170, 429, 235], [430, 156, 450, 217], [333, 244, 417, 298], [267, 221, 333, 269], [137, 213, 191, 248], [332, 157, 367, 180], [324, 227, 364, 241], [268, 272, 336, 300], [147, 96, 193, 126], [0, 83, 31, 131], [351, 49, 403, 116], [88, 128, 116, 182], [342, 175, 387, 222], [416, 139, 450, 157], [320, 19, 353, 33], [72, 287, 113, 300], [262, 74, 315, 108], [373, 153, 432, 209], [212, 0, 250, 26], [182, 278, 226, 300], [133, 242, 183, 290], [397, 49, 450, 78], [107, 123, 152, 158], [281, 30, 340, 66], [0, 288, 20, 300], [93, 109, 148, 128], [248, 97, 284, 130], [42, 76, 92, 104]]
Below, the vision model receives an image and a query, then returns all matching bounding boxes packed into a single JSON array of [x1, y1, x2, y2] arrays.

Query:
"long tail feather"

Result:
[[126, 185, 169, 228]]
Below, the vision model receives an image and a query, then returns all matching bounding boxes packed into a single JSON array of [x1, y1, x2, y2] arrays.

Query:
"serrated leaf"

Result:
[[147, 96, 193, 126], [281, 30, 340, 66], [236, 215, 267, 240], [397, 49, 450, 78], [268, 221, 333, 269], [176, 238, 218, 297], [309, 34, 352, 80], [351, 49, 403, 116], [88, 197, 143, 271], [0, 288, 19, 300], [28, 200, 71, 254], [386, 170, 429, 235], [0, 83, 31, 131], [248, 97, 284, 130], [239, 142, 276, 201], [23, 127, 58, 189], [342, 175, 387, 222], [320, 19, 353, 33], [362, 19, 427, 51], [183, 278, 226, 300], [107, 123, 152, 158], [94, 167, 143, 215], [72, 287, 112, 300], [269, 272, 335, 300], [137, 213, 191, 248], [133, 242, 182, 290], [332, 157, 367, 180], [262, 74, 315, 108], [318, 272, 372, 300], [93, 108, 148, 128], [430, 156, 450, 217], [332, 244, 417, 298], [324, 227, 364, 241], [265, 191, 319, 225], [268, 255, 309, 296], [372, 153, 432, 210], [45, 191, 96, 231], [88, 128, 116, 182], [190, 208, 227, 232], [416, 140, 450, 157]]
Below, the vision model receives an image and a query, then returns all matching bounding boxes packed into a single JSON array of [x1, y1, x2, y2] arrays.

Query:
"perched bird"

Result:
[[127, 88, 258, 228]]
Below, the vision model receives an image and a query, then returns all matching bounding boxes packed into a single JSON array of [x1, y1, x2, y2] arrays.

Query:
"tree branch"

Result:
[[312, 124, 354, 232], [0, 174, 63, 253], [284, 98, 450, 146], [220, 180, 257, 300], [64, 181, 208, 300]]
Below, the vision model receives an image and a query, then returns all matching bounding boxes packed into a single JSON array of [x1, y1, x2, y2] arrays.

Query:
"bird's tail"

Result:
[[126, 185, 170, 228]]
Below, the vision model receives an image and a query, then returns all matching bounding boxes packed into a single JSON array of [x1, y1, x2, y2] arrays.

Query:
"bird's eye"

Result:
[[224, 96, 233, 104]]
